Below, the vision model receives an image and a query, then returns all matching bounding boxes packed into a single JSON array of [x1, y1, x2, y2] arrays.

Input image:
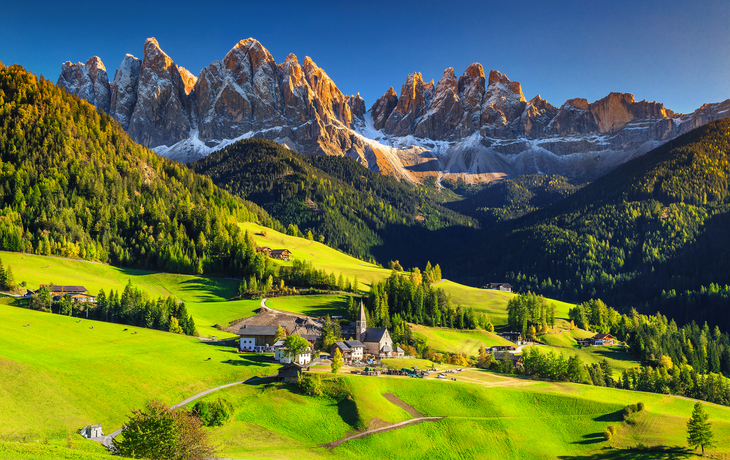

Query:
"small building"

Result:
[[255, 247, 272, 255], [237, 325, 280, 352], [277, 362, 305, 382], [498, 331, 523, 345], [488, 345, 516, 352], [81, 424, 103, 439], [274, 339, 313, 365], [395, 346, 405, 357], [578, 333, 616, 346], [68, 293, 96, 303], [331, 340, 365, 362], [41, 285, 90, 302], [487, 283, 513, 293], [353, 302, 397, 358], [270, 249, 292, 261]]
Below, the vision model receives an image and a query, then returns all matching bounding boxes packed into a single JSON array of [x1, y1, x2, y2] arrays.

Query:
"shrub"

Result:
[[192, 398, 234, 427], [607, 425, 617, 435], [637, 402, 645, 411], [603, 429, 612, 441]]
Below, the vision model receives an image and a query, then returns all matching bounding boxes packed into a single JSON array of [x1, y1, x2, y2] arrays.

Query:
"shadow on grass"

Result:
[[178, 278, 238, 300], [573, 433, 607, 445], [593, 410, 624, 422], [337, 397, 359, 429], [558, 446, 692, 459], [221, 354, 275, 368]]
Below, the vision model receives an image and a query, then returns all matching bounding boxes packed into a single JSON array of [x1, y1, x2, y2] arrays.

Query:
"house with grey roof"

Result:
[[331, 340, 365, 362]]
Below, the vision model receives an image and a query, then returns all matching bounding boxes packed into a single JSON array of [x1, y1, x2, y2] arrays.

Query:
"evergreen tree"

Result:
[[331, 348, 343, 381], [687, 402, 715, 456]]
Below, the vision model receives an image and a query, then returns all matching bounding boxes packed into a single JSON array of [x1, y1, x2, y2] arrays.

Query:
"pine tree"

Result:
[[687, 402, 715, 456]]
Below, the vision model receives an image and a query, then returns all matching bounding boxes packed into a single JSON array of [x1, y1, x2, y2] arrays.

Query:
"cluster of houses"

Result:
[[484, 283, 513, 293], [24, 284, 96, 303], [255, 247, 292, 261], [229, 301, 406, 380]]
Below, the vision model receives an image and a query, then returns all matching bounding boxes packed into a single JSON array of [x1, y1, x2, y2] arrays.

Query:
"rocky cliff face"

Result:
[[58, 57, 111, 114], [58, 38, 730, 184]]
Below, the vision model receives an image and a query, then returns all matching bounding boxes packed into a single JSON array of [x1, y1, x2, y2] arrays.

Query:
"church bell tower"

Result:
[[355, 301, 367, 342]]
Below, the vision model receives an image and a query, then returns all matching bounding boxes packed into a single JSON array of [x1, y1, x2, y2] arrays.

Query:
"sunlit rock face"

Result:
[[59, 39, 730, 184]]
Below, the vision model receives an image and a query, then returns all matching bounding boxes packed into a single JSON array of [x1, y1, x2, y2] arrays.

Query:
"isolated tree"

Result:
[[687, 402, 715, 456], [31, 284, 52, 310], [274, 325, 287, 343], [283, 334, 310, 363], [4, 267, 15, 292], [113, 399, 215, 460], [331, 347, 343, 381]]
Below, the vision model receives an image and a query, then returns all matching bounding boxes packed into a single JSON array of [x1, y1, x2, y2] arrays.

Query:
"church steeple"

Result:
[[355, 301, 367, 342]]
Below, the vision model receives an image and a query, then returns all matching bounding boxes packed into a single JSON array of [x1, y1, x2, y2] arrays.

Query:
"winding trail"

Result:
[[98, 375, 276, 449], [325, 417, 445, 447]]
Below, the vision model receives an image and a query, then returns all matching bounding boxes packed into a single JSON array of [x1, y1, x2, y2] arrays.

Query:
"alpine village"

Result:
[[2, 3, 730, 459]]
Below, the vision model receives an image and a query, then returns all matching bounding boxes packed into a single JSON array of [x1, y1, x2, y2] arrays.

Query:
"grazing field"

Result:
[[540, 328, 595, 347], [0, 250, 258, 338], [198, 372, 730, 460], [410, 324, 513, 356], [0, 305, 277, 440], [265, 294, 352, 318]]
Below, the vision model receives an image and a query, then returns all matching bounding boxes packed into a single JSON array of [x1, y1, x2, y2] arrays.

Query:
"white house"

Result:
[[273, 339, 312, 365]]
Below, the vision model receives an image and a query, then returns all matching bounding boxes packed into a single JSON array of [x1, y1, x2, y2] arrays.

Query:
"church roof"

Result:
[[362, 328, 388, 343]]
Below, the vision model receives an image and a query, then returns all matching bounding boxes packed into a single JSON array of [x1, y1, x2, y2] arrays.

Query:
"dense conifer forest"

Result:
[[452, 120, 730, 330], [0, 62, 277, 277]]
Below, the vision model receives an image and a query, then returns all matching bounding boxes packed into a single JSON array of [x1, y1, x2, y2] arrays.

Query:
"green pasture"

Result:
[[0, 305, 276, 440], [265, 294, 352, 318], [410, 324, 513, 356]]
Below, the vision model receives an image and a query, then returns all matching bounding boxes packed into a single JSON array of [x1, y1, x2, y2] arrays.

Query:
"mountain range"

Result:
[[58, 38, 730, 184]]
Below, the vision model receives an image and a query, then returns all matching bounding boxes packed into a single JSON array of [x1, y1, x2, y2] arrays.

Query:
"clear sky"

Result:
[[2, 0, 729, 114]]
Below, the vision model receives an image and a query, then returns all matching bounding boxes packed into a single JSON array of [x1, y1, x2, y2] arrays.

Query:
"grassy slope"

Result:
[[0, 251, 260, 337], [265, 294, 352, 318], [411, 324, 513, 356], [196, 372, 730, 460], [0, 305, 277, 439], [528, 329, 641, 376]]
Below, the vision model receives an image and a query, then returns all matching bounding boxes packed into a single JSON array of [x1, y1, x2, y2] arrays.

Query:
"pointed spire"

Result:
[[359, 301, 367, 322]]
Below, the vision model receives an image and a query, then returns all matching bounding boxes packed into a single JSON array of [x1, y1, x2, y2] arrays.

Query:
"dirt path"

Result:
[[324, 416, 445, 448], [97, 375, 276, 449], [382, 393, 423, 418]]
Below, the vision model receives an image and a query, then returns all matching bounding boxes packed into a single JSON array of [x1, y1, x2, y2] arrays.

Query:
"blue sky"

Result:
[[2, 0, 729, 114]]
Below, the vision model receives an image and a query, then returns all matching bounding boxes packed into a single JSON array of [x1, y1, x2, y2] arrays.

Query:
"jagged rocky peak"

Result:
[[519, 94, 558, 137], [383, 72, 434, 136], [480, 70, 526, 134], [127, 37, 192, 148], [413, 67, 463, 139], [177, 66, 197, 94], [301, 55, 353, 127], [370, 87, 398, 130], [57, 56, 111, 114], [110, 54, 141, 131], [346, 93, 366, 119]]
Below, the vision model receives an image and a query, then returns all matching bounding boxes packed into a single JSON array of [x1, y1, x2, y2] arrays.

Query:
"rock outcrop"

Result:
[[109, 54, 141, 130], [57, 57, 111, 114]]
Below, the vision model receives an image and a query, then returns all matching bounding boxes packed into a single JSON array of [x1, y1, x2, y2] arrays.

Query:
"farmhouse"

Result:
[[577, 333, 616, 346], [80, 424, 103, 439], [331, 340, 365, 362], [486, 283, 513, 292], [236, 325, 279, 352], [274, 339, 313, 365], [255, 246, 271, 255], [498, 331, 523, 345], [40, 285, 95, 303], [270, 249, 292, 261]]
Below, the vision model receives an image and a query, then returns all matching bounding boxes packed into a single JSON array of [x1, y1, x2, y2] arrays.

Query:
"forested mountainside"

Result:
[[0, 62, 278, 277], [189, 138, 478, 265], [450, 119, 730, 330]]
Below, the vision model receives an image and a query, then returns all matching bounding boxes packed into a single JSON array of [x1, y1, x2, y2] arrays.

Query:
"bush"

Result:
[[192, 398, 234, 427], [637, 402, 645, 411], [607, 425, 617, 435], [603, 429, 612, 441]]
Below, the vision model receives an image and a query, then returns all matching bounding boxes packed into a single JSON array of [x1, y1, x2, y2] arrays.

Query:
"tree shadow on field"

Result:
[[573, 433, 606, 445], [222, 354, 274, 368], [337, 397, 359, 429], [559, 446, 692, 459], [593, 410, 624, 422], [178, 277, 237, 300]]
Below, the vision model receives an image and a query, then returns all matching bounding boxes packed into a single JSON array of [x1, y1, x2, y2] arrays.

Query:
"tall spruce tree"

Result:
[[687, 402, 715, 456]]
